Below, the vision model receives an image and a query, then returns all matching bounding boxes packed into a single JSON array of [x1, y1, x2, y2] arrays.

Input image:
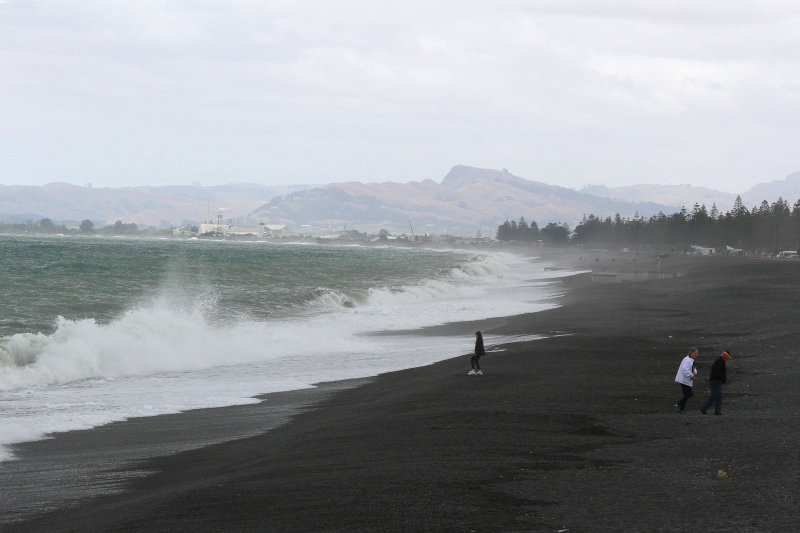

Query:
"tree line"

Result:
[[0, 218, 160, 236], [497, 196, 800, 253], [495, 217, 570, 245]]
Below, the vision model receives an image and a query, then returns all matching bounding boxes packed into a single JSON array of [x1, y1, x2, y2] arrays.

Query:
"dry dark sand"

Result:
[[5, 252, 800, 532]]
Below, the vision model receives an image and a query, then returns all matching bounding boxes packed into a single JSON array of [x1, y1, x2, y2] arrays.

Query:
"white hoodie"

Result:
[[675, 355, 697, 386]]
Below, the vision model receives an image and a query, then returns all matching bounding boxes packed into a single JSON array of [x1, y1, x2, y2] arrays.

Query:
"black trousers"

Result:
[[470, 355, 481, 370], [677, 384, 693, 410]]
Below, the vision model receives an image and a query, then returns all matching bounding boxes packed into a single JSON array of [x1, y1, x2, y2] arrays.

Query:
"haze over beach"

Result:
[[3, 2, 800, 532]]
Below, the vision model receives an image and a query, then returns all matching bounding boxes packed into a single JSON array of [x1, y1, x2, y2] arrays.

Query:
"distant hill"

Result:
[[0, 183, 307, 227], [580, 184, 738, 213], [580, 171, 800, 214], [5, 167, 799, 236], [741, 171, 800, 208], [252, 165, 672, 236]]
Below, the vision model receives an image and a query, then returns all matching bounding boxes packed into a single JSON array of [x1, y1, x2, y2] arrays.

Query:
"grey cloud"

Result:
[[0, 1, 798, 192]]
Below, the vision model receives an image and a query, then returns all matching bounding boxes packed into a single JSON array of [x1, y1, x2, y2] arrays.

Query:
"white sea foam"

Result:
[[0, 249, 577, 460]]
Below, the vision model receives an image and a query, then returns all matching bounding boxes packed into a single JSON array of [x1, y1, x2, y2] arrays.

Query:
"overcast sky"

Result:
[[1, 1, 798, 193]]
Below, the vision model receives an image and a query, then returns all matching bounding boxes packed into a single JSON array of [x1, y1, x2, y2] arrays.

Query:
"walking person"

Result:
[[468, 331, 486, 375], [674, 348, 698, 413], [701, 351, 731, 415]]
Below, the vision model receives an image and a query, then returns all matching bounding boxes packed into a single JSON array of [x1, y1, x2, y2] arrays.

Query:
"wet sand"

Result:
[[5, 251, 800, 532]]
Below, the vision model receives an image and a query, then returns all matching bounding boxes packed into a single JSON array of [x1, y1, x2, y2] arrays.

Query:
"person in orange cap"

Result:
[[701, 351, 732, 415]]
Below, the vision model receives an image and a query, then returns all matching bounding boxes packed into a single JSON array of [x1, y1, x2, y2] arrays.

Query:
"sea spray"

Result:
[[0, 236, 578, 460]]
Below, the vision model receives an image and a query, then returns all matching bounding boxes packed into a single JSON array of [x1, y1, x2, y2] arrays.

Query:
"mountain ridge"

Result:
[[3, 166, 800, 236], [253, 166, 671, 235]]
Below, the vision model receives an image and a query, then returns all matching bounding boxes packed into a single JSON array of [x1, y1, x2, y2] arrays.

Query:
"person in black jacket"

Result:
[[468, 331, 486, 375], [701, 351, 732, 415]]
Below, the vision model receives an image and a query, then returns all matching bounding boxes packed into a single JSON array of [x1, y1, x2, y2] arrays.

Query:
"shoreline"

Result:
[[0, 377, 374, 525], [0, 243, 560, 463], [6, 252, 800, 531], [0, 249, 569, 525]]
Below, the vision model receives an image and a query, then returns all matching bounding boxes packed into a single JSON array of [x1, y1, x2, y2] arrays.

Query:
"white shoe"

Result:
[[476, 370, 483, 375], [467, 370, 476, 375]]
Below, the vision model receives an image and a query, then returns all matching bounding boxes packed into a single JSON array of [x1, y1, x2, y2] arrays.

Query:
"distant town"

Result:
[[0, 213, 494, 247], [3, 195, 800, 258]]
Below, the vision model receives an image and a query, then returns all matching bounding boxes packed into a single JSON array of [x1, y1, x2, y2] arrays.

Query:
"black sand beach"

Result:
[[5, 251, 800, 532]]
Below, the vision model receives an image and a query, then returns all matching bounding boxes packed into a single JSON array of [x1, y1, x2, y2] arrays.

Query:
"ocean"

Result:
[[0, 234, 570, 462]]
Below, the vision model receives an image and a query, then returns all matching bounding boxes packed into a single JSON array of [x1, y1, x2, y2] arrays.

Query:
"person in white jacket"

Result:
[[674, 348, 698, 413]]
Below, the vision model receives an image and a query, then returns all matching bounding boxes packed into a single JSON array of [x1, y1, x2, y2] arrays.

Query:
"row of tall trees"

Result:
[[495, 217, 570, 245], [497, 196, 800, 252]]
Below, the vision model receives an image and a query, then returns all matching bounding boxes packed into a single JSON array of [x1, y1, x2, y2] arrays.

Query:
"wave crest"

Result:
[[307, 288, 360, 309]]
